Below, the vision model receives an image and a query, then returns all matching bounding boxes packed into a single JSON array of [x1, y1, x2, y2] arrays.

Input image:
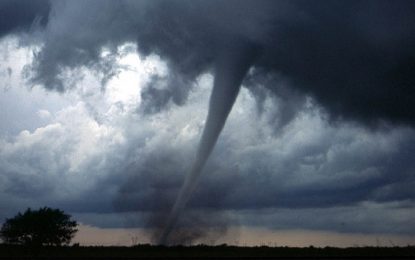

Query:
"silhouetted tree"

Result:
[[0, 207, 78, 246]]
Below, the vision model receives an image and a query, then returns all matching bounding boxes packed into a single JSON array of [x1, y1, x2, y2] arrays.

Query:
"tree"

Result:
[[0, 207, 78, 246]]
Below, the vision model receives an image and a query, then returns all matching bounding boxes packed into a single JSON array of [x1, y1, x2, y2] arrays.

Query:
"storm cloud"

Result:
[[0, 0, 49, 38], [2, 0, 414, 126]]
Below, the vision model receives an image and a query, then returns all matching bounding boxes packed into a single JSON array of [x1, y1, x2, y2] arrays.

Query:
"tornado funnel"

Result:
[[158, 39, 258, 245]]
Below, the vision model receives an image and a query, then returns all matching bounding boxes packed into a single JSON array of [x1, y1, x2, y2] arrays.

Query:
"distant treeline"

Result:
[[1, 243, 415, 258]]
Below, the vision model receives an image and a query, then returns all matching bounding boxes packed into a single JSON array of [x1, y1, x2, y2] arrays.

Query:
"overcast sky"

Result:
[[1, 0, 415, 246]]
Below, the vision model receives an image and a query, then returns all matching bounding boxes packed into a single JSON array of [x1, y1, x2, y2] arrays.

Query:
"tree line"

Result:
[[0, 207, 78, 246]]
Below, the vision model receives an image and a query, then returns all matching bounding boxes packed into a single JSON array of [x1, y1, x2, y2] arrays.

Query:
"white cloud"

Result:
[[37, 109, 51, 119]]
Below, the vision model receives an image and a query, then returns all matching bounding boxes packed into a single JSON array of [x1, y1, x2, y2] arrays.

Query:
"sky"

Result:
[[1, 0, 415, 246]]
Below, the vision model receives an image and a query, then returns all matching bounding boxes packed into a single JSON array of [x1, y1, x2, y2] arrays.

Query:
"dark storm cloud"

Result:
[[239, 203, 415, 235], [244, 72, 307, 132], [145, 128, 415, 211], [255, 1, 415, 126], [0, 0, 50, 38], [7, 0, 412, 126], [140, 72, 192, 114], [215, 126, 415, 210], [114, 151, 186, 212]]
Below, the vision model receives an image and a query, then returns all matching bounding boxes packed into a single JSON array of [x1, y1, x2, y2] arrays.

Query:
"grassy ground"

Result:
[[1, 244, 415, 258]]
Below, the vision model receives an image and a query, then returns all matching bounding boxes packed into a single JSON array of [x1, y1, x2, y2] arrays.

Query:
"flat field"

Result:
[[1, 244, 415, 259]]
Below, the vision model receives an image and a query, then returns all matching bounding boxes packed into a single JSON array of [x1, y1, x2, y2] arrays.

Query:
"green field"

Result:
[[1, 244, 415, 258]]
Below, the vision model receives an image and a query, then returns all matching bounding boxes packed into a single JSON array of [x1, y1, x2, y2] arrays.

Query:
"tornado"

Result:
[[158, 39, 258, 245]]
